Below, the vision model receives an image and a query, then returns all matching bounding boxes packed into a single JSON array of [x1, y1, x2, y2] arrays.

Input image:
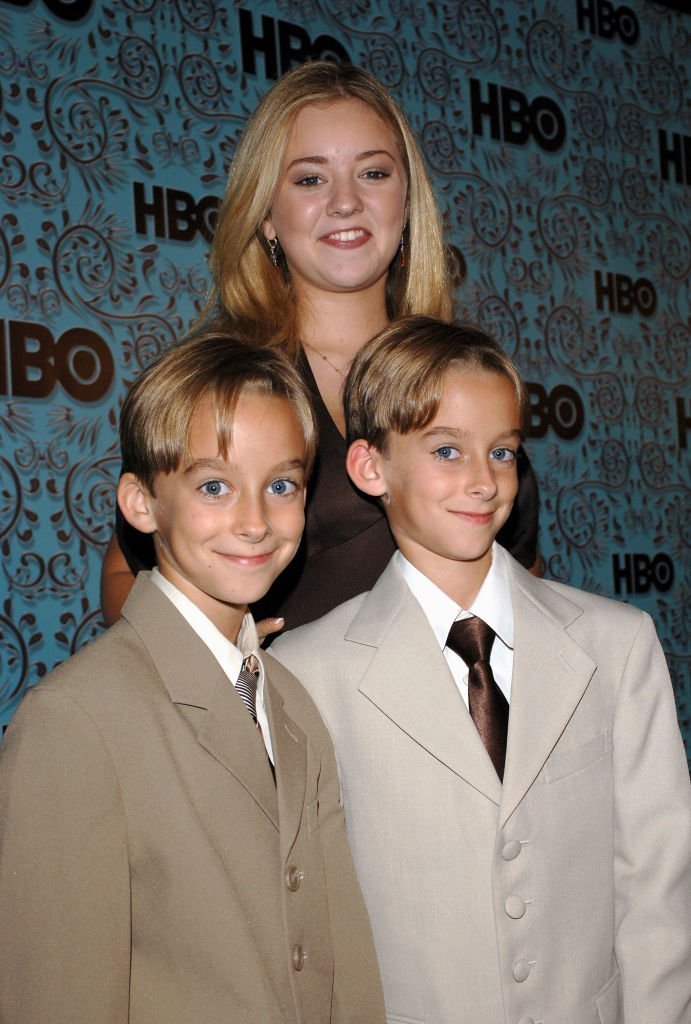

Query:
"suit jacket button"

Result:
[[512, 958, 531, 982], [502, 839, 522, 860], [286, 865, 303, 891], [504, 895, 527, 919], [292, 944, 306, 971]]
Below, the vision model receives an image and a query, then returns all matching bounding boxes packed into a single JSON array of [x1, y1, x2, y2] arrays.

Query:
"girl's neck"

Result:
[[295, 283, 390, 438], [297, 286, 389, 360]]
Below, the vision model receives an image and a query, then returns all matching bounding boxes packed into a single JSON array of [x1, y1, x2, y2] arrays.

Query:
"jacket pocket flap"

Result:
[[544, 729, 612, 783]]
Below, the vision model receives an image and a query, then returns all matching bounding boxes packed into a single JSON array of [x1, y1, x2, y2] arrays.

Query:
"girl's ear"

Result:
[[346, 440, 389, 500], [117, 473, 158, 535]]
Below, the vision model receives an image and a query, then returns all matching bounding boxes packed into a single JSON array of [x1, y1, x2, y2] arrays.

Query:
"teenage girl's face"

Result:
[[262, 98, 409, 304]]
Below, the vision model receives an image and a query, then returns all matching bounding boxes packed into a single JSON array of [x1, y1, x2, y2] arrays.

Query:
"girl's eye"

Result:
[[200, 480, 229, 497], [295, 174, 322, 187], [434, 446, 459, 461], [362, 169, 390, 180], [268, 478, 297, 496], [490, 448, 516, 463]]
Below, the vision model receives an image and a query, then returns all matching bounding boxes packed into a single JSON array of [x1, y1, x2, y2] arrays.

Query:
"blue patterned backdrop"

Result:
[[0, 0, 688, 758]]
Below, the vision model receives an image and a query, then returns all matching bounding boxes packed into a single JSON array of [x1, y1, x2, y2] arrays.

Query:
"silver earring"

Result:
[[267, 237, 279, 268], [399, 233, 406, 269]]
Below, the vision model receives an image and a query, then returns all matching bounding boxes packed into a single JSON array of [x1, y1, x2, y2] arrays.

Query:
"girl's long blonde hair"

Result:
[[204, 61, 453, 356]]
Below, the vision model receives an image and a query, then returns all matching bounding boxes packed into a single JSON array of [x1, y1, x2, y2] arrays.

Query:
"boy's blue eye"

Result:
[[490, 448, 516, 463], [268, 478, 297, 496], [434, 446, 458, 460], [200, 480, 229, 497]]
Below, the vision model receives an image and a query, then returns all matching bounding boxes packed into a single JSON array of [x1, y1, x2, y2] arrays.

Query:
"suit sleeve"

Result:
[[0, 688, 131, 1024], [314, 722, 387, 1024], [612, 612, 691, 1023]]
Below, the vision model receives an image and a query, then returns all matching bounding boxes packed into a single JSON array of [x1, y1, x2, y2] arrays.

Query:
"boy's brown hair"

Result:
[[120, 332, 317, 493], [344, 315, 526, 452]]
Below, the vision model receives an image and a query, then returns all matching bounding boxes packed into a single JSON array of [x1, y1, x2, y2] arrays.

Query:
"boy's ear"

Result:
[[346, 440, 388, 500], [117, 473, 158, 535]]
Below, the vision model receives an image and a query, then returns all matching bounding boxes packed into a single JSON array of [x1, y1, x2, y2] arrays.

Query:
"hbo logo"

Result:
[[1, 321, 114, 402], [239, 7, 350, 80], [594, 272, 657, 317], [133, 183, 219, 244], [525, 383, 584, 440], [612, 553, 674, 595], [576, 0, 639, 45], [470, 79, 566, 154]]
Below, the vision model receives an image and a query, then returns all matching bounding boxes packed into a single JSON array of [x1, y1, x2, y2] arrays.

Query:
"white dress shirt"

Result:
[[396, 543, 514, 707], [150, 568, 274, 762]]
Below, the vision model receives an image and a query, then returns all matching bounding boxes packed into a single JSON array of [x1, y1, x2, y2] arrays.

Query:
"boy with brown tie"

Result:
[[273, 316, 691, 1024]]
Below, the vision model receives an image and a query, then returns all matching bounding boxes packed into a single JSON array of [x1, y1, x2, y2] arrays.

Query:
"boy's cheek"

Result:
[[282, 503, 307, 538]]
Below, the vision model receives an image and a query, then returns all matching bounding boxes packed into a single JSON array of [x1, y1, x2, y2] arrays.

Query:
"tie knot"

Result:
[[446, 616, 495, 668]]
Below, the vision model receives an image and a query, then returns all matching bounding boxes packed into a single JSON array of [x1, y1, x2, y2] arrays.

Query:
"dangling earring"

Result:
[[399, 233, 406, 269], [267, 237, 279, 268]]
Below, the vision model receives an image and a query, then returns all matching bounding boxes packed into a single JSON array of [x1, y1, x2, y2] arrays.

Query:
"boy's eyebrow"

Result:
[[422, 426, 523, 443], [268, 457, 307, 472], [182, 456, 306, 475], [285, 149, 397, 171], [182, 457, 229, 475]]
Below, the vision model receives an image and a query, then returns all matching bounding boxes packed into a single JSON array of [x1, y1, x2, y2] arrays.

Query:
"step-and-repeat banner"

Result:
[[0, 0, 688, 756]]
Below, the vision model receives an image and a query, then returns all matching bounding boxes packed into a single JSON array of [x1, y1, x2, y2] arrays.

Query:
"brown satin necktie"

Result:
[[446, 616, 509, 781]]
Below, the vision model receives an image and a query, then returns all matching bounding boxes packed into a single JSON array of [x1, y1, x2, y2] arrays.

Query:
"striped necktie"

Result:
[[235, 656, 259, 724]]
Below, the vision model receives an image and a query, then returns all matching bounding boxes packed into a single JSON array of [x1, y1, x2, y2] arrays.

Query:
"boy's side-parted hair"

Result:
[[120, 333, 318, 494], [205, 60, 453, 355], [344, 315, 527, 451]]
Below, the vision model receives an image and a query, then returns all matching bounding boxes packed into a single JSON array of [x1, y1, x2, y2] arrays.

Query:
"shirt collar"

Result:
[[395, 543, 514, 651], [150, 567, 260, 681]]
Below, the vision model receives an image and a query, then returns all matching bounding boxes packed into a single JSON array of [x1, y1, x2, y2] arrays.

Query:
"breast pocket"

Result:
[[543, 729, 612, 784]]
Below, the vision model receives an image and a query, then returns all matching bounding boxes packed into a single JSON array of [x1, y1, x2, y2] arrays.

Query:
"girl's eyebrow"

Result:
[[284, 149, 397, 171]]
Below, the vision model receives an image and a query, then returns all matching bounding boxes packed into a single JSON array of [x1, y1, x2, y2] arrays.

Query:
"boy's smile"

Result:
[[140, 391, 307, 639], [363, 368, 521, 607]]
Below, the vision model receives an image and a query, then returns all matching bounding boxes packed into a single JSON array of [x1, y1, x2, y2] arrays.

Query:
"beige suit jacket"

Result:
[[272, 552, 691, 1024], [0, 573, 385, 1024]]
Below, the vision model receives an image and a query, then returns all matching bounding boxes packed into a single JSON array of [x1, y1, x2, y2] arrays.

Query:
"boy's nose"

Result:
[[233, 495, 270, 541], [466, 460, 498, 500]]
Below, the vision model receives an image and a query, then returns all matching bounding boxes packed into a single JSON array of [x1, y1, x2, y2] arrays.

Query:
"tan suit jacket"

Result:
[[272, 552, 691, 1024], [0, 573, 385, 1024]]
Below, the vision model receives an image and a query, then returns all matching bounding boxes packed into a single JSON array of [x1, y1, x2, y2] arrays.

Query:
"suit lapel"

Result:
[[196, 679, 279, 827], [349, 560, 502, 805], [263, 668, 307, 862], [122, 573, 279, 827], [347, 556, 599, 818], [499, 562, 596, 828]]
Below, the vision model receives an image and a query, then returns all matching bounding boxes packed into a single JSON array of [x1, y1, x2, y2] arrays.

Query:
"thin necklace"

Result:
[[302, 340, 352, 379]]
